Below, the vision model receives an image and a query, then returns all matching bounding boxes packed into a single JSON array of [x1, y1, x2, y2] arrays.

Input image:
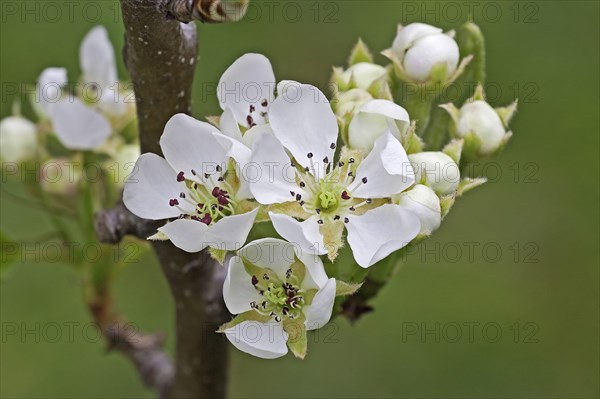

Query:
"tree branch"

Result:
[[111, 1, 233, 398]]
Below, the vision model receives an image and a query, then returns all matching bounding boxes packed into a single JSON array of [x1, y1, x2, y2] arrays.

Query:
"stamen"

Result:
[[251, 276, 259, 285], [362, 177, 368, 184], [330, 143, 336, 149], [295, 193, 302, 201], [261, 99, 268, 107], [177, 171, 185, 182], [341, 191, 351, 200], [317, 219, 324, 225], [169, 199, 179, 207], [344, 217, 350, 223], [179, 192, 186, 199]]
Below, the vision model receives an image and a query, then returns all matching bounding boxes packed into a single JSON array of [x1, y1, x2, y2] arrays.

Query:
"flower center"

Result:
[[318, 190, 338, 211], [250, 268, 306, 322]]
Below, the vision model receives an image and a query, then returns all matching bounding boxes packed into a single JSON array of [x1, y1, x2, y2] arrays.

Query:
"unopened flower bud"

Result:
[[395, 184, 441, 235], [39, 158, 82, 196], [441, 85, 516, 157], [340, 62, 387, 91], [391, 23, 459, 83], [0, 116, 38, 163], [106, 144, 141, 187], [334, 88, 373, 116], [348, 99, 410, 152], [408, 151, 460, 195]]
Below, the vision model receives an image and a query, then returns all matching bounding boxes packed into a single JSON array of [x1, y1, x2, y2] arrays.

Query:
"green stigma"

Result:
[[264, 283, 288, 306], [319, 191, 338, 211]]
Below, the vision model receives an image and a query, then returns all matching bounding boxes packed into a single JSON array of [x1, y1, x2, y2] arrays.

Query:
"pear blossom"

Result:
[[36, 26, 132, 150], [408, 152, 460, 195], [348, 99, 410, 152], [123, 113, 258, 253], [0, 116, 38, 162], [385, 23, 460, 83], [220, 238, 340, 359], [333, 88, 373, 117], [393, 184, 441, 235], [249, 84, 420, 268]]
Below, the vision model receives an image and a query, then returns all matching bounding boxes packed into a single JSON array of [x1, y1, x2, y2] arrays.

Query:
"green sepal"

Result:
[[208, 247, 228, 265], [331, 66, 349, 91], [0, 231, 20, 281], [147, 230, 169, 241], [440, 194, 456, 219], [206, 115, 221, 128], [335, 280, 363, 297], [496, 100, 518, 128], [348, 38, 374, 65], [442, 139, 464, 164], [283, 315, 307, 359], [217, 310, 272, 333], [457, 177, 488, 197]]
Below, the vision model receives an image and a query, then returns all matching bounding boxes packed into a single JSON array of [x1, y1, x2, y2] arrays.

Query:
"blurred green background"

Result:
[[1, 0, 598, 398]]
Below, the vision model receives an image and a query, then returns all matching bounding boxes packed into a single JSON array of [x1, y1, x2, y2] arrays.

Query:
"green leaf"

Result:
[[335, 280, 363, 296], [283, 316, 307, 359], [0, 231, 20, 280]]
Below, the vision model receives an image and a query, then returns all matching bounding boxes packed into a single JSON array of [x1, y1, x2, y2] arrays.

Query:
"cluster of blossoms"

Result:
[[0, 26, 138, 197], [123, 18, 517, 358]]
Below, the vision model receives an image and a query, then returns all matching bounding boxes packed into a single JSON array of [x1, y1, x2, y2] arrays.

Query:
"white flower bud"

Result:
[[392, 23, 459, 83], [395, 184, 441, 235], [456, 101, 508, 155], [341, 62, 387, 90], [39, 158, 83, 196], [408, 151, 460, 195], [334, 88, 373, 116], [348, 99, 410, 152], [0, 116, 38, 163]]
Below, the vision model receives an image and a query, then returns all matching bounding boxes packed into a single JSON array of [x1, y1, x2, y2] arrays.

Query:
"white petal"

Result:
[[348, 99, 410, 152], [404, 34, 459, 82], [395, 184, 441, 235], [269, 84, 338, 180], [223, 255, 263, 314], [346, 204, 420, 268], [160, 114, 228, 183], [239, 238, 295, 280], [304, 278, 336, 331], [392, 23, 442, 62], [294, 247, 328, 290], [241, 123, 273, 148], [205, 208, 259, 251], [157, 218, 210, 253], [457, 101, 506, 154], [37, 67, 67, 114], [79, 26, 118, 89], [48, 99, 111, 150], [123, 153, 194, 220], [248, 133, 301, 204], [217, 53, 275, 127], [219, 107, 244, 143], [269, 213, 327, 256], [0, 116, 38, 163], [348, 131, 415, 198], [224, 321, 288, 359], [97, 85, 127, 116]]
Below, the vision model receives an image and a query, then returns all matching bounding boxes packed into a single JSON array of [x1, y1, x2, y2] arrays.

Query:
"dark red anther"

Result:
[[169, 199, 179, 207], [177, 171, 185, 182], [251, 275, 259, 286], [217, 195, 229, 206], [341, 191, 351, 200], [199, 213, 213, 225], [212, 187, 221, 197], [261, 99, 268, 107], [247, 115, 255, 127]]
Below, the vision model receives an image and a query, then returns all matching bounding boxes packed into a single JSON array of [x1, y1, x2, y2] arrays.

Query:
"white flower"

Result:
[[221, 238, 336, 359], [123, 113, 258, 253], [408, 152, 460, 195], [248, 84, 420, 268], [0, 116, 38, 162], [391, 23, 459, 83], [348, 99, 410, 152], [36, 26, 130, 150], [394, 184, 441, 235], [39, 158, 83, 195], [340, 62, 387, 90]]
